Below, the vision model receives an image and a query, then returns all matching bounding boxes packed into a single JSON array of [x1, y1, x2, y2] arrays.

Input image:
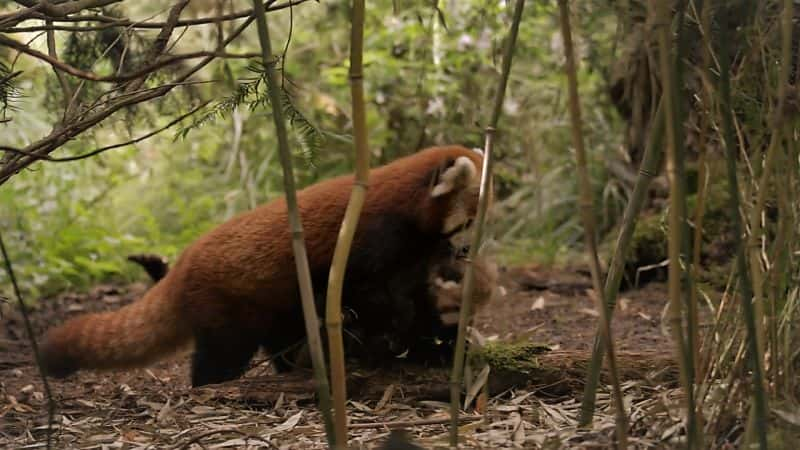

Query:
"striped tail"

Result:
[[39, 281, 191, 378]]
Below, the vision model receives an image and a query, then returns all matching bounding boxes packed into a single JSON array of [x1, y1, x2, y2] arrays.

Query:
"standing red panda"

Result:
[[39, 145, 488, 387], [125, 239, 500, 370], [335, 241, 499, 367]]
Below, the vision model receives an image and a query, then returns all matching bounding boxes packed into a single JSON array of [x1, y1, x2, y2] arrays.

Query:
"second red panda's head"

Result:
[[422, 146, 492, 238]]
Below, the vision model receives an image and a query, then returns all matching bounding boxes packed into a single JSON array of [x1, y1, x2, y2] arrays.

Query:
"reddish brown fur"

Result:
[[39, 145, 485, 384]]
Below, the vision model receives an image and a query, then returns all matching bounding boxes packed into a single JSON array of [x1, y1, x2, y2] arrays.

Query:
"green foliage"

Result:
[[1, 1, 623, 300], [176, 61, 324, 167], [0, 61, 21, 119], [468, 341, 549, 373]]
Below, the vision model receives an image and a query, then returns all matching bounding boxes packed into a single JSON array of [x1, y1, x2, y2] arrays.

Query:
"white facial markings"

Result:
[[436, 156, 481, 235], [431, 156, 477, 198]]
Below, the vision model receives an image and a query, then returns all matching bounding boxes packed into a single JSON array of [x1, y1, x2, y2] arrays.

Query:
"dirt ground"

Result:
[[0, 264, 689, 449]]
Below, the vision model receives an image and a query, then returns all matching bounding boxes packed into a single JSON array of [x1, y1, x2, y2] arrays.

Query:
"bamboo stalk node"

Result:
[[639, 168, 657, 177], [325, 317, 343, 327]]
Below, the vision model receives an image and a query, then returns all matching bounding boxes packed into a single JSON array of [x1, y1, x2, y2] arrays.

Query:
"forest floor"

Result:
[[1, 264, 694, 449]]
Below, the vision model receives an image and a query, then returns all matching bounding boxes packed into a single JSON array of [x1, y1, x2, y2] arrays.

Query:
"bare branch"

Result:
[[122, 0, 191, 93], [0, 35, 258, 82], [0, 0, 123, 28], [0, 7, 260, 184], [1, 0, 312, 31], [45, 19, 73, 117], [0, 101, 208, 162]]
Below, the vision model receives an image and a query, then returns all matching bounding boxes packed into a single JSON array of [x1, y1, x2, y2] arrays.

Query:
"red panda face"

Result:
[[430, 149, 489, 236]]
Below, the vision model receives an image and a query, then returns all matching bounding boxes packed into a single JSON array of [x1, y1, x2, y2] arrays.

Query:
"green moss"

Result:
[[468, 341, 549, 374], [628, 211, 668, 266]]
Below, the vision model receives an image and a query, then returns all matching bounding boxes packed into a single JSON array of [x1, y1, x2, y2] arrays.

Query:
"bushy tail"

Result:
[[39, 282, 191, 378]]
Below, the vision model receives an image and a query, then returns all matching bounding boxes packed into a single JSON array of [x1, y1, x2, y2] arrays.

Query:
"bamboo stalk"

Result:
[[580, 1, 695, 426], [449, 0, 525, 446], [716, 3, 769, 448], [653, 1, 701, 447], [687, 1, 714, 436], [748, 0, 794, 383], [691, 0, 712, 386], [769, 134, 790, 394], [578, 96, 665, 427], [669, 5, 701, 418], [250, 1, 335, 445], [326, 1, 369, 447], [770, 0, 795, 398], [557, 0, 627, 445]]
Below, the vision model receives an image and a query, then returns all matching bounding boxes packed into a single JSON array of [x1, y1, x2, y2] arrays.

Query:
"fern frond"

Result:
[[173, 76, 262, 141], [250, 60, 324, 167], [0, 62, 22, 122], [176, 60, 324, 168]]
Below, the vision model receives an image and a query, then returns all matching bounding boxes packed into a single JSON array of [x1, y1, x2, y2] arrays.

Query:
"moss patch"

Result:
[[469, 341, 549, 373]]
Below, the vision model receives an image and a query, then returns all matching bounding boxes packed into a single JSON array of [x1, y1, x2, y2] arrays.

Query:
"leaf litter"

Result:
[[0, 266, 721, 448]]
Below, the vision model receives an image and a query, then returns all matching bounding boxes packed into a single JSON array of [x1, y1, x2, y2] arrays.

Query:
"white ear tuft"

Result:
[[431, 156, 478, 198]]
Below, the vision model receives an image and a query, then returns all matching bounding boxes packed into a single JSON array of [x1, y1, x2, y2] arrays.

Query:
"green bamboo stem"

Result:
[[448, 0, 525, 446], [688, 1, 711, 434], [654, 2, 700, 447], [775, 124, 798, 396], [690, 148, 708, 378], [717, 3, 769, 448], [747, 0, 793, 379], [766, 0, 794, 401], [580, 1, 695, 426], [691, 0, 713, 386], [326, 1, 369, 447], [578, 96, 666, 427], [557, 0, 627, 445], [250, 1, 335, 445], [769, 133, 790, 394], [670, 1, 698, 406]]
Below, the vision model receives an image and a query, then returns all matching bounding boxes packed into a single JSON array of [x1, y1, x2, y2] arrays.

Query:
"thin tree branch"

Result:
[[0, 0, 122, 28], [0, 35, 257, 82], [0, 102, 207, 162], [0, 0, 311, 31], [0, 5, 261, 184], [44, 19, 72, 116]]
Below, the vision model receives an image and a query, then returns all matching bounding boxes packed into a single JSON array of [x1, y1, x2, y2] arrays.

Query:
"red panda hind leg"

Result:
[[190, 326, 261, 387]]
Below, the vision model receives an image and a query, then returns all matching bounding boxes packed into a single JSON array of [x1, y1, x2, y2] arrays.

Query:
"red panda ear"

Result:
[[431, 156, 478, 198]]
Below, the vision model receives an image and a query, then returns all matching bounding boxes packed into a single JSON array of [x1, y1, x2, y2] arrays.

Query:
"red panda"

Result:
[[336, 242, 499, 367], [125, 240, 499, 370], [39, 145, 488, 387], [126, 236, 499, 370]]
